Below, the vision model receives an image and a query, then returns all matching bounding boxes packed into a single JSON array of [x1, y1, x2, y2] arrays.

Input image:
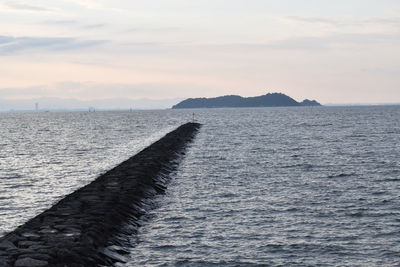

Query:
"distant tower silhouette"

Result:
[[35, 103, 39, 112]]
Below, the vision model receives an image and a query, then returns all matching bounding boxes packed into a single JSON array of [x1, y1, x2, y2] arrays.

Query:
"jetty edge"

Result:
[[0, 122, 201, 267]]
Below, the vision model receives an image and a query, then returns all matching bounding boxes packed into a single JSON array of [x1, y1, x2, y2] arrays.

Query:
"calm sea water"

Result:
[[0, 110, 186, 235], [1, 106, 400, 266]]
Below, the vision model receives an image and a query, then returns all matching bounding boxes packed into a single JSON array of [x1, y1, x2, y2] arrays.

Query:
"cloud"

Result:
[[125, 27, 182, 33], [0, 35, 108, 55], [43, 20, 78, 25], [0, 82, 217, 100], [70, 0, 124, 12], [267, 33, 400, 50], [81, 24, 107, 29], [54, 81, 210, 99], [0, 1, 53, 12], [0, 85, 48, 98], [285, 16, 400, 27], [204, 33, 400, 52], [285, 16, 340, 25], [71, 0, 100, 9], [361, 17, 400, 25], [41, 20, 107, 30]]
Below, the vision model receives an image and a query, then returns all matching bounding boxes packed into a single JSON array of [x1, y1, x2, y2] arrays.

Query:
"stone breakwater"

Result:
[[0, 122, 201, 267]]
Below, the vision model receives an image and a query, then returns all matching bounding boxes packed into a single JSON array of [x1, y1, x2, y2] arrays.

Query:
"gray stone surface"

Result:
[[17, 253, 51, 261], [0, 241, 16, 250], [14, 258, 48, 267], [17, 241, 43, 248], [0, 257, 11, 267]]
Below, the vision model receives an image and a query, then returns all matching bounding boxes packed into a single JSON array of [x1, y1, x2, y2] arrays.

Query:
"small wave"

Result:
[[0, 173, 23, 179], [296, 123, 333, 127], [327, 173, 356, 178], [374, 231, 400, 238], [164, 216, 186, 222], [380, 177, 400, 182], [347, 134, 367, 138], [347, 211, 364, 217], [284, 207, 300, 212], [153, 244, 184, 250], [5, 183, 33, 189], [371, 191, 387, 195], [217, 192, 237, 198], [288, 243, 346, 253], [174, 259, 262, 267], [281, 163, 313, 169]]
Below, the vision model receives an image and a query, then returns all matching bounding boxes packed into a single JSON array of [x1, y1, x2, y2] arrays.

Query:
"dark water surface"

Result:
[[1, 106, 399, 266]]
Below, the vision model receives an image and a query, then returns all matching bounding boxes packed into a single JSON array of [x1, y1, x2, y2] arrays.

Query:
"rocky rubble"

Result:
[[0, 123, 201, 266]]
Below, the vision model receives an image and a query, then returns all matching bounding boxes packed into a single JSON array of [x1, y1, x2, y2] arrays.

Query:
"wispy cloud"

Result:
[[70, 0, 123, 12], [361, 17, 400, 25], [81, 23, 107, 29], [285, 16, 340, 25], [43, 20, 78, 25], [0, 35, 108, 55], [266, 33, 400, 50], [0, 1, 53, 12], [285, 16, 400, 27], [42, 20, 108, 30], [203, 33, 400, 52], [125, 27, 182, 33], [0, 82, 215, 100], [71, 0, 100, 9]]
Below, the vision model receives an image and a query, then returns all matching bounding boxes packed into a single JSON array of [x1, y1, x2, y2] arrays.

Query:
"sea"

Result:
[[0, 106, 399, 266]]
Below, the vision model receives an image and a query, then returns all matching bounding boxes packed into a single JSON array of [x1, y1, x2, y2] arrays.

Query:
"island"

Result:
[[172, 93, 321, 109]]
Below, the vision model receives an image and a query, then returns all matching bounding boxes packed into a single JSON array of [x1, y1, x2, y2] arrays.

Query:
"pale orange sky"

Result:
[[0, 0, 399, 103]]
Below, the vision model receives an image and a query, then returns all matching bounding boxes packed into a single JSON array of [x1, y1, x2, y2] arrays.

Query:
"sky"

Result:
[[0, 0, 399, 104]]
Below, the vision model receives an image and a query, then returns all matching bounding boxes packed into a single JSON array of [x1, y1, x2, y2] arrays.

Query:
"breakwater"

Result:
[[0, 122, 201, 267]]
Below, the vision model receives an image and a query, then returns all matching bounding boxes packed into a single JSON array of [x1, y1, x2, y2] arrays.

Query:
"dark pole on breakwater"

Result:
[[0, 122, 201, 267]]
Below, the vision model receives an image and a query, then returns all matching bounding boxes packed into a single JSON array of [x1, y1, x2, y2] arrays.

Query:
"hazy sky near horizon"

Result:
[[0, 0, 399, 103]]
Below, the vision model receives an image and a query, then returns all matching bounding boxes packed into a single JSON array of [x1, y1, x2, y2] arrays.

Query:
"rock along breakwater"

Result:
[[0, 122, 201, 267]]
